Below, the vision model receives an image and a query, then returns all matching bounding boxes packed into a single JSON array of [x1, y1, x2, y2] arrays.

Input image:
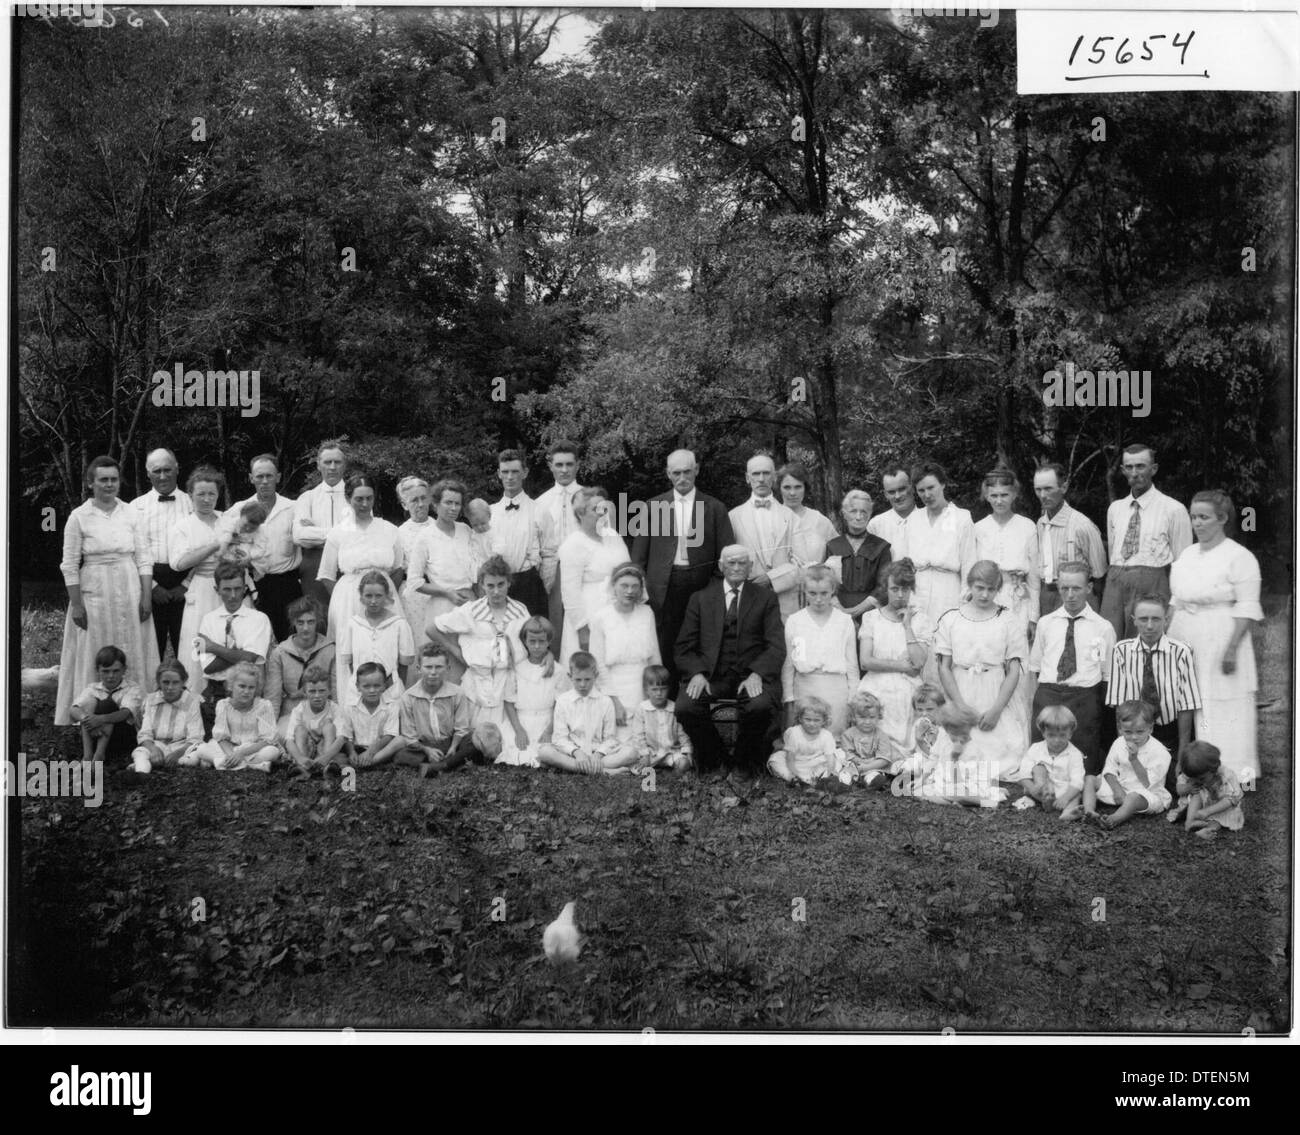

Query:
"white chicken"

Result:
[[21, 666, 59, 691], [542, 901, 582, 965]]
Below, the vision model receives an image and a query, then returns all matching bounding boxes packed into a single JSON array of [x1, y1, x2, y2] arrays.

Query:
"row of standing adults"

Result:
[[50, 441, 1263, 783]]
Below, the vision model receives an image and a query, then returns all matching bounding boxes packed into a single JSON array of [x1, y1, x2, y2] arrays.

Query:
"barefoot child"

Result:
[[837, 691, 900, 787], [184, 662, 280, 772], [537, 652, 629, 774], [767, 696, 843, 784], [500, 616, 562, 768], [286, 666, 348, 777], [338, 571, 414, 706], [1169, 740, 1244, 839], [896, 703, 1000, 806], [629, 664, 693, 772], [131, 660, 204, 773], [1016, 703, 1085, 819], [340, 663, 406, 769], [910, 683, 945, 756], [1084, 699, 1172, 829], [70, 646, 144, 764]]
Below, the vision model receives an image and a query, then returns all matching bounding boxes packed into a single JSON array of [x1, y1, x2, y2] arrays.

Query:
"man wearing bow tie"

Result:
[[728, 453, 800, 619], [132, 448, 193, 661], [293, 440, 348, 605], [630, 449, 734, 690], [490, 448, 547, 616], [674, 545, 785, 774], [536, 441, 584, 649]]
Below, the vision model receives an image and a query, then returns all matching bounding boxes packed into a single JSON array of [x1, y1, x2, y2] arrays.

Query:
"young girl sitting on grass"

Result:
[[895, 703, 1001, 806], [838, 691, 900, 788], [1084, 700, 1172, 830], [1169, 740, 1244, 840], [768, 696, 843, 785], [184, 662, 280, 772], [131, 660, 204, 773], [69, 645, 144, 764]]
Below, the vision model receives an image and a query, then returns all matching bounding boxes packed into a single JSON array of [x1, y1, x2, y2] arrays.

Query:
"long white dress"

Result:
[[934, 605, 1028, 778], [1168, 538, 1264, 781], [857, 606, 936, 753], [407, 521, 476, 636], [589, 603, 661, 734], [974, 513, 1040, 737], [557, 528, 631, 666], [397, 516, 435, 648], [54, 499, 160, 724], [169, 510, 248, 694], [318, 516, 406, 653], [782, 607, 859, 734], [903, 504, 976, 624]]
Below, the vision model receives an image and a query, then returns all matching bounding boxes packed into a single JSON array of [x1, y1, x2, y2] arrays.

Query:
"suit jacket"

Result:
[[674, 579, 785, 684], [630, 491, 734, 608], [729, 498, 801, 616]]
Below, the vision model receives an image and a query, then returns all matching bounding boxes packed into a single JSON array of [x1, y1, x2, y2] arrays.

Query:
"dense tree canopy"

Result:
[[16, 7, 1293, 583]]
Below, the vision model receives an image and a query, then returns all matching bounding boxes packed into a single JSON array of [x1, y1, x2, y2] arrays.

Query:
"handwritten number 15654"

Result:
[[1068, 31, 1195, 68]]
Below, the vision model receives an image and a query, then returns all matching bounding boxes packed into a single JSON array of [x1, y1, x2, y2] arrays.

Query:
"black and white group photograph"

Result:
[[6, 0, 1296, 1056]]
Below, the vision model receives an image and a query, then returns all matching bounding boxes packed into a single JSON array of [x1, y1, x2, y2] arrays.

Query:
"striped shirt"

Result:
[[130, 488, 193, 565], [1105, 634, 1202, 726], [1037, 501, 1107, 583], [138, 690, 204, 747]]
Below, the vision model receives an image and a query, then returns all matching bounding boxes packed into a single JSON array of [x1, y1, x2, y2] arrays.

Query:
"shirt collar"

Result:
[[1135, 634, 1166, 653]]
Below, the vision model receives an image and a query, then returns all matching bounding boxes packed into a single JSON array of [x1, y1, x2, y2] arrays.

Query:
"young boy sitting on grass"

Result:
[[340, 663, 407, 769], [286, 665, 348, 778], [1084, 699, 1172, 830], [537, 652, 631, 774], [1016, 703, 1086, 819], [395, 643, 476, 777], [69, 645, 143, 764]]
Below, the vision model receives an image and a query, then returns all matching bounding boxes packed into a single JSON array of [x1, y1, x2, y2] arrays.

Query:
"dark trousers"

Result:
[[256, 570, 303, 643], [1100, 564, 1169, 639], [201, 681, 226, 741], [298, 546, 329, 607], [676, 674, 780, 772], [1152, 719, 1182, 797], [547, 564, 565, 661], [657, 564, 715, 691], [509, 567, 548, 619], [91, 696, 138, 761], [152, 563, 186, 661], [1032, 681, 1108, 775]]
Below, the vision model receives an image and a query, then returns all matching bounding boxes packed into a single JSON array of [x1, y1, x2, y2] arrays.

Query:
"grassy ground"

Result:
[[12, 597, 1292, 1033]]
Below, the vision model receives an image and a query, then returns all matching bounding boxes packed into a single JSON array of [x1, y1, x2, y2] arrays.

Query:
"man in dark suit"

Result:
[[674, 545, 785, 775], [630, 449, 734, 690]]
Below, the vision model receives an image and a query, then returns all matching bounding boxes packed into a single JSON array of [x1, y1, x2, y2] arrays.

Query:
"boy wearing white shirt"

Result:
[[490, 449, 547, 616], [629, 665, 693, 771], [195, 564, 273, 737], [1085, 700, 1173, 828], [538, 652, 632, 774], [1016, 704, 1086, 818]]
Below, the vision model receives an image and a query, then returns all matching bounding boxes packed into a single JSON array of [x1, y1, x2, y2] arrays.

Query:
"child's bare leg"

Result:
[[91, 724, 112, 761], [1101, 791, 1145, 828], [537, 744, 581, 772], [1057, 788, 1082, 819], [80, 725, 96, 762], [1194, 822, 1220, 840], [319, 723, 345, 766]]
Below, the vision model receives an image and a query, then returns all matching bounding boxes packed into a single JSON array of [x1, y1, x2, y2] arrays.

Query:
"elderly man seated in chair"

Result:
[[673, 545, 786, 776]]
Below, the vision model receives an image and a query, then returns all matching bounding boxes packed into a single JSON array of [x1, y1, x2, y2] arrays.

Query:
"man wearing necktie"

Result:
[[194, 563, 273, 738], [630, 449, 734, 692], [293, 440, 348, 606], [1027, 562, 1117, 775], [728, 453, 800, 619], [131, 448, 193, 661], [536, 441, 583, 651], [1102, 444, 1192, 638], [674, 545, 785, 774], [1106, 594, 1201, 800], [489, 449, 547, 617]]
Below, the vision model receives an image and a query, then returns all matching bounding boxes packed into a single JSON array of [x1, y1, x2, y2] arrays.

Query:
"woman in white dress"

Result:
[[934, 560, 1028, 778], [588, 562, 660, 732], [395, 475, 434, 648], [318, 474, 406, 697], [781, 563, 859, 734], [903, 461, 976, 626], [973, 467, 1040, 736], [408, 478, 476, 639], [170, 466, 246, 693], [858, 558, 934, 752], [779, 462, 837, 606], [1168, 490, 1265, 782], [55, 456, 159, 724], [557, 488, 631, 667]]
